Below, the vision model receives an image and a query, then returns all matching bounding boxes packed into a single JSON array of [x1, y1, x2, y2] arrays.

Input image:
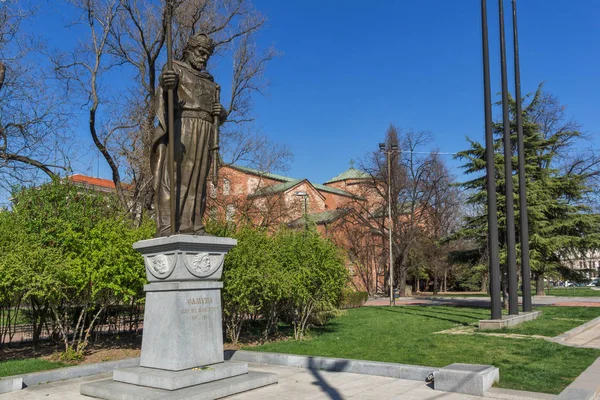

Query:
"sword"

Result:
[[212, 85, 221, 184]]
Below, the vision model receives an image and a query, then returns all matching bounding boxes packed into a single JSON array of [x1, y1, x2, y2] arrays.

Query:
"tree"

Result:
[[274, 226, 347, 340], [0, 2, 72, 194], [341, 125, 459, 296], [9, 179, 153, 355], [213, 224, 288, 345], [453, 85, 600, 295], [53, 0, 289, 218]]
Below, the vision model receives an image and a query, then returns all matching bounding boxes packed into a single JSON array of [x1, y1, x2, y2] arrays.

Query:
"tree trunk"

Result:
[[398, 267, 407, 297], [443, 270, 447, 292], [536, 274, 545, 296]]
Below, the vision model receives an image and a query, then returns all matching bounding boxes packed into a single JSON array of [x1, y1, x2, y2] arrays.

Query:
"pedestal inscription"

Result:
[[140, 282, 224, 371]]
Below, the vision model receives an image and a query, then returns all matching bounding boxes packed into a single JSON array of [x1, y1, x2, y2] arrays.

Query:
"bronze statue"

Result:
[[151, 33, 226, 237]]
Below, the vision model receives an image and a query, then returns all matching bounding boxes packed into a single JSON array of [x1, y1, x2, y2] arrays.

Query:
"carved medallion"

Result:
[[191, 253, 212, 274], [183, 252, 223, 278], [145, 253, 176, 279]]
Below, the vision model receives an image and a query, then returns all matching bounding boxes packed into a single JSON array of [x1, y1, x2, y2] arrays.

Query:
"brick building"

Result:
[[68, 167, 388, 293], [206, 165, 387, 292]]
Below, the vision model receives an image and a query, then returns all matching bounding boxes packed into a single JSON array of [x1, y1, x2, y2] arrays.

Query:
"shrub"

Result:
[[340, 291, 368, 309]]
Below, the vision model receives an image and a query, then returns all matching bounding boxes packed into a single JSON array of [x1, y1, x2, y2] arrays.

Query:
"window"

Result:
[[223, 179, 231, 195], [226, 204, 235, 222], [210, 182, 217, 199]]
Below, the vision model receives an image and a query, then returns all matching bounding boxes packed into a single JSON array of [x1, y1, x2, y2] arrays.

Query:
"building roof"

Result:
[[68, 174, 117, 190], [323, 168, 370, 184], [68, 174, 134, 191], [288, 208, 351, 228], [227, 164, 297, 183], [247, 179, 305, 198], [312, 183, 365, 201]]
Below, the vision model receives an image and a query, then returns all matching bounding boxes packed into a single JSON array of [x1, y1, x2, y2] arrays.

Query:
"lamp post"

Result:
[[380, 142, 399, 306], [295, 191, 308, 229]]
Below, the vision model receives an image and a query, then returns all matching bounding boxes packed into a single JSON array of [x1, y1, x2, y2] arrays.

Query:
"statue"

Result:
[[151, 33, 226, 237]]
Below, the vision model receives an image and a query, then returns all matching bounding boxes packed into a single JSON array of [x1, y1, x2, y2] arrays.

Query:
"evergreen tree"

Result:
[[453, 85, 600, 295]]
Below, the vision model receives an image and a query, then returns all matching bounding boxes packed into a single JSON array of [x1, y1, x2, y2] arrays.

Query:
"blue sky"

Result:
[[251, 0, 599, 183], [22, 0, 600, 185]]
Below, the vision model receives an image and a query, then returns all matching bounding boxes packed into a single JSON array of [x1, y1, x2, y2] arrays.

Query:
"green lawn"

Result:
[[0, 358, 69, 377], [498, 306, 600, 337], [247, 306, 600, 394], [546, 287, 600, 297]]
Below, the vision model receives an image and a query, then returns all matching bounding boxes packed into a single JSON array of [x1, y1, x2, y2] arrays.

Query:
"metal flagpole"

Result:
[[499, 0, 519, 315], [512, 0, 532, 312], [481, 0, 502, 320], [166, 0, 177, 235]]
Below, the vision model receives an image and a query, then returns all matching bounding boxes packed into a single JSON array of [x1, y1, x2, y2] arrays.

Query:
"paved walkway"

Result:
[[566, 326, 600, 348], [1, 363, 553, 400]]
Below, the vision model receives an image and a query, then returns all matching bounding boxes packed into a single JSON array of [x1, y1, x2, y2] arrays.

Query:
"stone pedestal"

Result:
[[81, 235, 277, 399], [141, 281, 224, 370]]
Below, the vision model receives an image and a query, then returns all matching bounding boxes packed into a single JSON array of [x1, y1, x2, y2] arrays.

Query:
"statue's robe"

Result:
[[151, 60, 225, 237]]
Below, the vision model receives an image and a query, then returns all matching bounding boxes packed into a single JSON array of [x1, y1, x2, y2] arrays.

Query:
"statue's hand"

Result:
[[160, 70, 179, 91], [212, 103, 224, 117]]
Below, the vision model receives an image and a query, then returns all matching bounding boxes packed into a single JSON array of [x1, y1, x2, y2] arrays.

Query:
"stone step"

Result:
[[113, 361, 248, 391], [80, 370, 278, 400]]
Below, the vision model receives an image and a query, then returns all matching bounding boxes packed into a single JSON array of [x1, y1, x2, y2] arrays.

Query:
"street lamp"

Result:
[[295, 191, 308, 228], [379, 142, 398, 306]]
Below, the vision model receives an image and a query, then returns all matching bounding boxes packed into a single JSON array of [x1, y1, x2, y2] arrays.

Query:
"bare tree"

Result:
[[52, 0, 130, 209], [76, 0, 288, 218], [341, 125, 459, 296], [0, 3, 72, 195]]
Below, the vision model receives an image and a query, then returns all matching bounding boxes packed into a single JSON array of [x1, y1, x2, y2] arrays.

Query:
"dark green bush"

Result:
[[340, 291, 368, 309]]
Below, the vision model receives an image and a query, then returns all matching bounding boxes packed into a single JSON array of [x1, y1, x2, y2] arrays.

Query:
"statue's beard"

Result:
[[189, 57, 206, 71]]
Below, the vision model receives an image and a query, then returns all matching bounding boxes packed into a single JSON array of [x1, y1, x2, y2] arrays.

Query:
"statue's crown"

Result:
[[187, 33, 214, 54]]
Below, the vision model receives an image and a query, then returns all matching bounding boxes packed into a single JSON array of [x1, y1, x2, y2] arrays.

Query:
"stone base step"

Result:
[[113, 361, 248, 390], [80, 370, 277, 400]]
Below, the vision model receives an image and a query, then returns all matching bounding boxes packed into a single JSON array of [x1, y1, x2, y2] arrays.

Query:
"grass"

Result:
[[546, 287, 600, 297], [498, 306, 600, 337], [0, 309, 34, 327], [0, 358, 70, 377], [247, 306, 600, 394]]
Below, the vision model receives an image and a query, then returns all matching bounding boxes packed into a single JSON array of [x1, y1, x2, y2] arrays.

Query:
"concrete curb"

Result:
[[550, 315, 600, 344], [485, 387, 556, 399], [0, 357, 140, 395], [224, 349, 437, 381], [555, 356, 600, 400]]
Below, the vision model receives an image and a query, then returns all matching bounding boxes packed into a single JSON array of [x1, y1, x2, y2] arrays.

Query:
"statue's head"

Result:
[[183, 33, 214, 71]]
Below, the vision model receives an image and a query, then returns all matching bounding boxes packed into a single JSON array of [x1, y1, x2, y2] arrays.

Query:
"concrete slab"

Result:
[[1, 357, 139, 391], [0, 377, 22, 395], [480, 311, 542, 330], [434, 363, 499, 396], [485, 387, 556, 399], [80, 370, 277, 400], [226, 350, 436, 381], [112, 361, 248, 390]]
